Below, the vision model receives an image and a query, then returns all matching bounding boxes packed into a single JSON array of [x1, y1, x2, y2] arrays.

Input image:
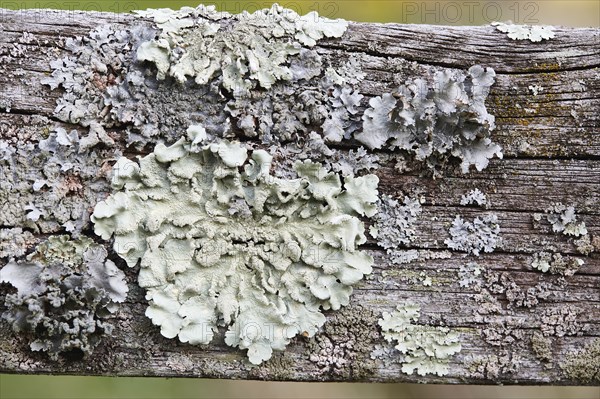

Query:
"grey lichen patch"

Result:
[[129, 4, 362, 150], [530, 252, 583, 276], [0, 118, 114, 236], [460, 189, 487, 207], [379, 304, 461, 376], [492, 22, 555, 42], [457, 262, 482, 288], [0, 235, 128, 360], [483, 270, 552, 309], [165, 353, 196, 374], [330, 147, 379, 177], [481, 320, 525, 347], [41, 25, 137, 147], [91, 137, 378, 364], [0, 228, 35, 259], [43, 4, 363, 157], [224, 54, 365, 146], [445, 214, 500, 256], [468, 351, 523, 380], [249, 351, 295, 380], [560, 338, 600, 383], [307, 304, 380, 379], [0, 30, 51, 91], [386, 249, 452, 266], [42, 20, 224, 148], [272, 133, 379, 179], [369, 195, 422, 264], [355, 65, 501, 174], [539, 306, 583, 338]]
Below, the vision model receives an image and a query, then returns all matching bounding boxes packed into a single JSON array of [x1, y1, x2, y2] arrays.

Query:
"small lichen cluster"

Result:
[[530, 252, 583, 276], [369, 195, 422, 264], [457, 262, 482, 287], [355, 65, 501, 173], [531, 203, 593, 274], [379, 304, 461, 376], [468, 351, 523, 379], [536, 203, 588, 238], [91, 137, 378, 364], [492, 22, 555, 42], [483, 270, 552, 309], [445, 214, 500, 256], [460, 189, 487, 207], [539, 306, 583, 338], [481, 320, 525, 348], [574, 234, 599, 256], [0, 236, 128, 359]]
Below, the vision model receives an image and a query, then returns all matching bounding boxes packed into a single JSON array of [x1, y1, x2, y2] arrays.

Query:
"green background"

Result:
[[1, 0, 599, 25], [1, 1, 599, 398]]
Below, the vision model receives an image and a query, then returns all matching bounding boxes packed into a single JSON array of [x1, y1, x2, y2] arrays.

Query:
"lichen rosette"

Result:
[[91, 135, 378, 364]]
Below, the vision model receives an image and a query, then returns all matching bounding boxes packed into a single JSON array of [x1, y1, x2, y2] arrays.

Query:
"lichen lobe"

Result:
[[355, 65, 501, 173], [378, 304, 462, 376], [135, 4, 348, 96]]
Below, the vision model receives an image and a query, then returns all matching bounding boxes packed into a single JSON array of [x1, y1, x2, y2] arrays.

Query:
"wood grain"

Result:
[[0, 8, 598, 385]]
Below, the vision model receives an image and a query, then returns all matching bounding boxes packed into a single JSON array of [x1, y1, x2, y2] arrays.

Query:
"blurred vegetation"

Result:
[[0, 1, 598, 398], [2, 375, 600, 399], [0, 0, 598, 26]]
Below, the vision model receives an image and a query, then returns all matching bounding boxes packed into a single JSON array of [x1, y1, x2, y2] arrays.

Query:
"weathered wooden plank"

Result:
[[0, 7, 598, 385]]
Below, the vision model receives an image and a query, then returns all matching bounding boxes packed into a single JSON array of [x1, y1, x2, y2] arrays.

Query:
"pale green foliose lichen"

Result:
[[91, 136, 378, 364], [379, 304, 462, 376], [491, 22, 555, 42], [539, 203, 588, 238], [355, 65, 501, 173], [43, 4, 361, 158], [135, 4, 348, 96], [0, 236, 128, 359], [530, 252, 583, 276]]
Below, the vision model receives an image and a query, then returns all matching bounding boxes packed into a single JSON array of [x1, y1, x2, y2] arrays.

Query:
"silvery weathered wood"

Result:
[[0, 8, 598, 385]]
